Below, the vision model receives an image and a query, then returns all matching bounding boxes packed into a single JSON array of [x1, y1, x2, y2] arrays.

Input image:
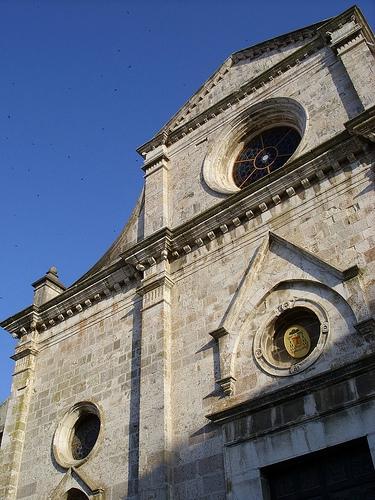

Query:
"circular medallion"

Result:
[[253, 299, 329, 377], [283, 324, 311, 359]]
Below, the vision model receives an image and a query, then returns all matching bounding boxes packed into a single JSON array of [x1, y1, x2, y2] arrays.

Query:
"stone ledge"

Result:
[[206, 353, 375, 426]]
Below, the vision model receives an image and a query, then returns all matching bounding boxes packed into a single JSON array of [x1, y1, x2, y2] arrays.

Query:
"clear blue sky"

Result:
[[1, 0, 374, 402]]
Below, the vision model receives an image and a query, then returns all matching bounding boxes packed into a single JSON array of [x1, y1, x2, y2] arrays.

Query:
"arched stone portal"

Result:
[[65, 488, 89, 500]]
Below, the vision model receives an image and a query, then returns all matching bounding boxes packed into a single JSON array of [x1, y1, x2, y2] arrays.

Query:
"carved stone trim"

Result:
[[49, 466, 106, 500], [216, 376, 237, 397], [274, 299, 296, 316], [202, 97, 308, 195], [2, 135, 367, 339], [138, 37, 323, 154], [138, 7, 373, 154], [168, 137, 365, 261], [142, 153, 170, 176], [11, 347, 39, 361], [346, 105, 375, 143], [208, 327, 229, 341], [11, 345, 39, 376], [2, 267, 138, 338], [52, 402, 103, 470], [253, 296, 330, 377], [207, 352, 375, 425], [136, 275, 174, 297]]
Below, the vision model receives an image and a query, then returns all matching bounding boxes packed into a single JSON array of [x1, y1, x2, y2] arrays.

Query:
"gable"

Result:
[[210, 232, 361, 341], [169, 39, 309, 133], [154, 21, 327, 140]]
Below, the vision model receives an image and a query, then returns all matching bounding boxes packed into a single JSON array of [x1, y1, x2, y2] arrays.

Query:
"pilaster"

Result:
[[141, 144, 170, 237], [328, 15, 375, 111], [0, 327, 39, 500], [137, 256, 174, 499]]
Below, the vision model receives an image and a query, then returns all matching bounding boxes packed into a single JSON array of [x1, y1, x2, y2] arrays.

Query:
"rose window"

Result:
[[233, 126, 301, 188]]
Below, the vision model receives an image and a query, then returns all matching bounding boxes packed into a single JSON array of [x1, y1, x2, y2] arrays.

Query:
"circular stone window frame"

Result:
[[202, 97, 308, 194], [253, 297, 329, 377], [53, 401, 103, 469]]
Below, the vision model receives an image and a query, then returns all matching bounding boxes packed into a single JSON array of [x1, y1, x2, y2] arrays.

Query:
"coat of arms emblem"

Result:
[[283, 325, 311, 358]]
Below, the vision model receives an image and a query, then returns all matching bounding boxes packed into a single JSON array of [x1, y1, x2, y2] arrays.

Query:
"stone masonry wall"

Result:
[[167, 45, 366, 229], [168, 155, 374, 499], [1, 10, 374, 500], [11, 288, 142, 500]]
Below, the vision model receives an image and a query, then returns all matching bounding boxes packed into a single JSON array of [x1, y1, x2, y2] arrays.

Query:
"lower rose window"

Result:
[[71, 412, 100, 460], [53, 402, 102, 468]]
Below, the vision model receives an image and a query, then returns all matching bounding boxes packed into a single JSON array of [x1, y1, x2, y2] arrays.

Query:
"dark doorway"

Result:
[[66, 488, 89, 500], [263, 438, 375, 500]]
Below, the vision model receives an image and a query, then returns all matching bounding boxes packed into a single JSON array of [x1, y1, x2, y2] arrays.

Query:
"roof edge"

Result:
[[137, 18, 331, 156], [137, 5, 371, 156]]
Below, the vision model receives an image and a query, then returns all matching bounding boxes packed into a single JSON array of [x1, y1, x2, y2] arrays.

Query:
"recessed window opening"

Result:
[[233, 126, 301, 188], [53, 401, 102, 468], [71, 413, 100, 460], [66, 488, 89, 500], [271, 307, 320, 365]]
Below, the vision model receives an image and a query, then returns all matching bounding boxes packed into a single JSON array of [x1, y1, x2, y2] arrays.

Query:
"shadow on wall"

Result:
[[47, 269, 374, 499], [328, 58, 364, 120], [47, 316, 374, 499], [126, 297, 142, 499]]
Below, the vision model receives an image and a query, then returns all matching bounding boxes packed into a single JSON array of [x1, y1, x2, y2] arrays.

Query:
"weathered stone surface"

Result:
[[0, 6, 374, 500]]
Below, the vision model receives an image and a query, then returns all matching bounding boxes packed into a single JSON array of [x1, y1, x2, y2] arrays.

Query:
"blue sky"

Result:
[[0, 0, 374, 402]]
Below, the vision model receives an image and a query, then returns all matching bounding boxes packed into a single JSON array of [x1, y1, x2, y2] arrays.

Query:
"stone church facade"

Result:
[[1, 5, 375, 500]]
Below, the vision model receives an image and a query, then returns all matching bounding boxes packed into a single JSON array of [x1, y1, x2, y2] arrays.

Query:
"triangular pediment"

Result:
[[49, 467, 104, 499], [210, 231, 358, 340], [149, 20, 328, 143], [208, 231, 366, 396]]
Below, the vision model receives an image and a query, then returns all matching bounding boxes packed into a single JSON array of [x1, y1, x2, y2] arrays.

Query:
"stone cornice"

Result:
[[136, 274, 174, 296], [133, 133, 369, 269], [123, 227, 173, 268], [141, 145, 170, 174], [123, 134, 371, 280], [137, 22, 327, 156], [2, 113, 373, 341], [1, 260, 140, 339], [0, 306, 39, 339], [317, 4, 375, 50], [206, 352, 375, 425], [11, 347, 39, 362], [346, 105, 375, 143], [231, 22, 323, 64], [2, 130, 371, 339], [0, 228, 173, 338], [163, 24, 321, 135]]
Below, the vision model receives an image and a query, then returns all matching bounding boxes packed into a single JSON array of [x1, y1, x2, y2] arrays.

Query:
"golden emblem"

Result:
[[284, 325, 311, 359]]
